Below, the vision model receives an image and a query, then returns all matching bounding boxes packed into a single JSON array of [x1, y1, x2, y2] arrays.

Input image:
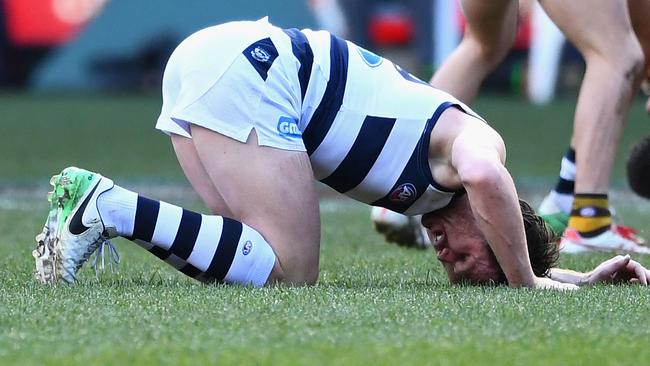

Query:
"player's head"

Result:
[[626, 135, 650, 199], [421, 195, 559, 285]]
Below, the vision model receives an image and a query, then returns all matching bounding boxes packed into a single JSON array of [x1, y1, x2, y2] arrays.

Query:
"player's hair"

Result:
[[490, 199, 560, 284], [626, 135, 650, 199]]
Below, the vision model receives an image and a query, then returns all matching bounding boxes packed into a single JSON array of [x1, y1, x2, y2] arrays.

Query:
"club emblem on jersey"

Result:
[[251, 46, 271, 62], [356, 46, 383, 67], [389, 183, 417, 203], [277, 116, 301, 138], [242, 240, 253, 256]]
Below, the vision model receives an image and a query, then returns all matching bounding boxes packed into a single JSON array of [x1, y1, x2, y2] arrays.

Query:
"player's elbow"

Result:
[[451, 126, 507, 190], [457, 157, 506, 190]]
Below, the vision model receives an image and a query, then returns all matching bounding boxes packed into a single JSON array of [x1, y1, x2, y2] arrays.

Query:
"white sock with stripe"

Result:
[[97, 186, 276, 286], [549, 148, 576, 214], [95, 185, 137, 236]]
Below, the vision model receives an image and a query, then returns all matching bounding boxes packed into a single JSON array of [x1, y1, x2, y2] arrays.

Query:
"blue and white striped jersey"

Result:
[[158, 19, 481, 216], [285, 27, 478, 216]]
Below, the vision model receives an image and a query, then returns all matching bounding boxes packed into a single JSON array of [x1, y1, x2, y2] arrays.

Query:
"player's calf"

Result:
[[33, 167, 278, 286]]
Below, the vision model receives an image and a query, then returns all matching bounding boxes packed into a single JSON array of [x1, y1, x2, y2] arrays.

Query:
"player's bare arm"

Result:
[[435, 108, 575, 289], [550, 255, 650, 286]]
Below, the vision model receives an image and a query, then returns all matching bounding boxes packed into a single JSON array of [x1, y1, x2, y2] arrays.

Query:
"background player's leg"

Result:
[[629, 0, 650, 77], [541, 0, 643, 195], [429, 0, 518, 103], [628, 0, 650, 114], [190, 126, 321, 284], [540, 0, 646, 251]]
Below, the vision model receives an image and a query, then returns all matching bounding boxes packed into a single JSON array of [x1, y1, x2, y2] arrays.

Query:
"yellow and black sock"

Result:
[[568, 193, 611, 237]]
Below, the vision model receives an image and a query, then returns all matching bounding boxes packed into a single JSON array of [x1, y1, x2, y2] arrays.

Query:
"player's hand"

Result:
[[532, 276, 579, 291], [584, 255, 650, 285]]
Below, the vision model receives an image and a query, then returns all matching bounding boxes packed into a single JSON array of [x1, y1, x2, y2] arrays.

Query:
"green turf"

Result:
[[0, 94, 181, 183], [1, 94, 650, 365]]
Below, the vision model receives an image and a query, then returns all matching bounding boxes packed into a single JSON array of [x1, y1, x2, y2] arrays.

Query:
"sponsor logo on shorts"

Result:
[[356, 46, 383, 67], [277, 116, 301, 138], [251, 47, 271, 62], [389, 183, 417, 203], [242, 240, 253, 256]]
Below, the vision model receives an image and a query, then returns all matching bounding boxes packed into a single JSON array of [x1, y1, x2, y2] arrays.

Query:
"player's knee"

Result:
[[269, 269, 318, 286], [273, 259, 319, 285], [268, 243, 320, 285], [296, 263, 319, 285], [469, 36, 513, 71], [279, 267, 319, 285], [606, 40, 645, 85]]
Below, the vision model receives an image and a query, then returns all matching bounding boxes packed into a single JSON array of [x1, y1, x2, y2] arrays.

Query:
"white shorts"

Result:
[[155, 18, 307, 151]]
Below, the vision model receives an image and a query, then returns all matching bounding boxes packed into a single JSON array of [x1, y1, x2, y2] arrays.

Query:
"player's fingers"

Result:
[[605, 255, 630, 279], [609, 255, 629, 267], [627, 260, 648, 285]]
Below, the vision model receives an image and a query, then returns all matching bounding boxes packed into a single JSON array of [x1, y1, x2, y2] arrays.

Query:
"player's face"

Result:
[[421, 201, 504, 285]]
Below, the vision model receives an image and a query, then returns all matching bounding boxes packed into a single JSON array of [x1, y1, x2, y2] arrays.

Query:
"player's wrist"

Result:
[[507, 271, 537, 288], [548, 268, 588, 286]]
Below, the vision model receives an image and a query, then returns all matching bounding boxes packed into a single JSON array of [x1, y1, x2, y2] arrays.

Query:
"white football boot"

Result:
[[560, 227, 650, 255], [33, 167, 118, 284]]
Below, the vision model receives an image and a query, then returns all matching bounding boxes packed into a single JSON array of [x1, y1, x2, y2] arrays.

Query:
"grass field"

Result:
[[1, 94, 650, 365]]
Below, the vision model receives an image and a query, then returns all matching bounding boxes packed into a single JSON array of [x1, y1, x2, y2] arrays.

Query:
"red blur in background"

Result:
[[4, 0, 106, 46], [367, 8, 414, 47]]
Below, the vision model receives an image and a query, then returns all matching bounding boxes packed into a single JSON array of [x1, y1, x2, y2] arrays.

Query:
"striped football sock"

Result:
[[548, 148, 576, 214], [97, 186, 276, 286], [568, 193, 612, 238]]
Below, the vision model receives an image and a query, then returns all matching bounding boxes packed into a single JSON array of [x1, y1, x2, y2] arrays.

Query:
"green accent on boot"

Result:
[[48, 167, 99, 233], [540, 211, 569, 236]]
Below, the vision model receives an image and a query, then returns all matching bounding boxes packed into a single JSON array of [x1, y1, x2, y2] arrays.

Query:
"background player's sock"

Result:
[[97, 187, 276, 286], [568, 193, 611, 237], [547, 147, 576, 214]]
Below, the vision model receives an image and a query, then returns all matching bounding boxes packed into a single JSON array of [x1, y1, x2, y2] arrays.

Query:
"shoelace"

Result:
[[92, 238, 120, 274]]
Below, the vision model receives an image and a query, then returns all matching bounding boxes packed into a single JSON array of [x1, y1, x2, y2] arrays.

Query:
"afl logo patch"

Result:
[[242, 240, 253, 256], [389, 183, 417, 203], [251, 47, 271, 62]]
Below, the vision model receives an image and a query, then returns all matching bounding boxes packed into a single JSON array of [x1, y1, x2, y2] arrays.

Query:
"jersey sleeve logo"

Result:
[[356, 46, 383, 67], [243, 38, 278, 81], [251, 47, 272, 62], [389, 183, 417, 203]]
